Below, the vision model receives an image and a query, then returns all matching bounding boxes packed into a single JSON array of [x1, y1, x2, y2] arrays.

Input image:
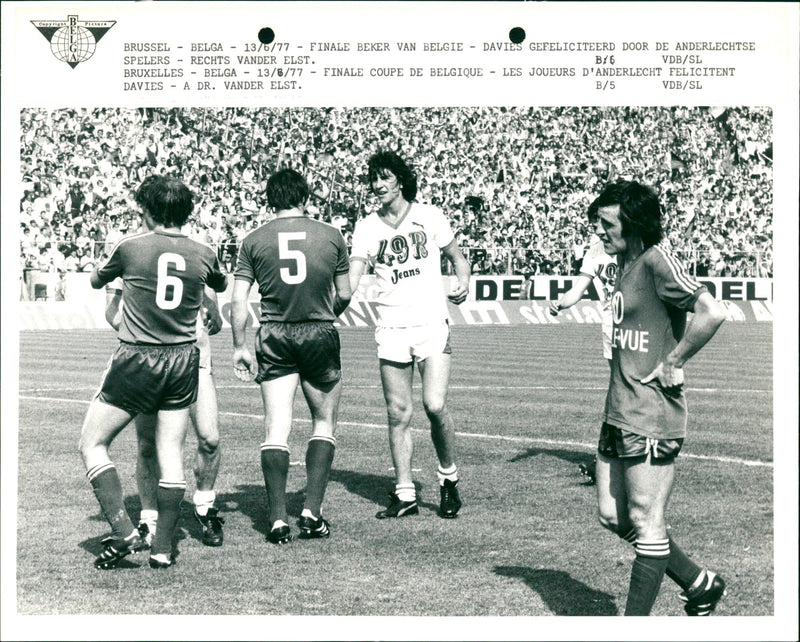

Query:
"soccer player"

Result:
[[231, 168, 351, 545], [79, 175, 227, 569], [349, 151, 470, 519], [105, 283, 226, 547], [591, 179, 727, 616], [549, 198, 617, 484]]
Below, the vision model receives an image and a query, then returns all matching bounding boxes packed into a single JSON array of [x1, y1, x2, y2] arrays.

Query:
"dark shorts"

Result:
[[597, 422, 684, 460], [97, 342, 199, 416], [255, 321, 341, 384]]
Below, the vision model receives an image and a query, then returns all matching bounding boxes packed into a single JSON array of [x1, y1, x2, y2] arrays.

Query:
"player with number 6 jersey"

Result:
[[79, 174, 227, 571]]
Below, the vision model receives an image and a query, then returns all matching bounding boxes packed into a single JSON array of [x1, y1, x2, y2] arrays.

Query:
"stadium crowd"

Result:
[[19, 106, 772, 298]]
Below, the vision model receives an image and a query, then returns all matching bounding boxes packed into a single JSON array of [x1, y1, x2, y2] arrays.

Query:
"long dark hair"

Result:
[[595, 179, 663, 248], [367, 151, 417, 201]]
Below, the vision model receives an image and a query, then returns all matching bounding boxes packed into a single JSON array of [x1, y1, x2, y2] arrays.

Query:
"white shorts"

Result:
[[375, 321, 452, 363]]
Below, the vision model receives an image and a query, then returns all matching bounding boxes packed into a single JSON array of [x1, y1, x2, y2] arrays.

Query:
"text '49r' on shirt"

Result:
[[234, 216, 350, 323], [96, 230, 227, 345], [604, 241, 708, 440], [350, 202, 454, 328]]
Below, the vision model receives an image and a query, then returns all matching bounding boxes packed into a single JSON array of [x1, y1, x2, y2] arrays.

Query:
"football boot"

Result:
[[679, 571, 727, 616], [439, 479, 462, 518], [267, 523, 292, 545], [376, 492, 419, 519], [94, 531, 145, 569], [579, 456, 597, 485], [297, 515, 331, 539], [195, 506, 225, 547]]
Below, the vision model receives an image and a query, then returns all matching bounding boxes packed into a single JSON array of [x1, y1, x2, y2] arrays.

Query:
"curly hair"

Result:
[[595, 179, 663, 249]]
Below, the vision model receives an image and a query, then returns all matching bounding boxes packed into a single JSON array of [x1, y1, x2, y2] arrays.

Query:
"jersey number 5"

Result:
[[279, 232, 307, 284], [155, 252, 185, 310]]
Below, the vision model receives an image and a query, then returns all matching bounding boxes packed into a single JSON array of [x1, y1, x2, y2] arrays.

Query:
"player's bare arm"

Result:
[[642, 291, 725, 390], [441, 240, 470, 304], [202, 286, 223, 336], [348, 256, 367, 294], [549, 274, 593, 315], [333, 272, 353, 317], [230, 278, 255, 380], [104, 287, 123, 331]]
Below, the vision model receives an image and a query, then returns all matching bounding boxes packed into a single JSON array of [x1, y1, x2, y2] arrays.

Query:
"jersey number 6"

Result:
[[155, 252, 186, 310], [278, 232, 307, 284]]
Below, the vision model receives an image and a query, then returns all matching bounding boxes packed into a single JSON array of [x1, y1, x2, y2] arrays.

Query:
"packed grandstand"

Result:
[[20, 106, 772, 299]]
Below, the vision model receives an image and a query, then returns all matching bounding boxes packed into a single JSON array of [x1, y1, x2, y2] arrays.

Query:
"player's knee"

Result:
[[386, 401, 412, 427], [197, 433, 219, 455], [597, 508, 619, 532], [422, 396, 447, 419]]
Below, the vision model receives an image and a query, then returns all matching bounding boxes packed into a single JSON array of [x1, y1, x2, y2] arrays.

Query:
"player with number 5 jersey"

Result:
[[231, 168, 351, 545], [79, 174, 227, 571]]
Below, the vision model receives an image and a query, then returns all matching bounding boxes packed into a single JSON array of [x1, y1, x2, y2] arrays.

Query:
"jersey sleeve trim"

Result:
[[652, 243, 702, 294]]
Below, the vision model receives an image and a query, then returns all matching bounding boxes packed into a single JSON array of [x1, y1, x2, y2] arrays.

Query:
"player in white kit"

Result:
[[349, 151, 471, 519]]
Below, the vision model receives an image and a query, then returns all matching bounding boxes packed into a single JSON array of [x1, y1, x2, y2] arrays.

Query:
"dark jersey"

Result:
[[95, 230, 226, 344], [603, 241, 708, 439], [234, 216, 349, 323]]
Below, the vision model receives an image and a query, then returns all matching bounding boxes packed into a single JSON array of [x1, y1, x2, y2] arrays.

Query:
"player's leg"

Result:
[[375, 358, 418, 518], [297, 376, 341, 538], [259, 373, 299, 544], [190, 367, 224, 546], [134, 413, 159, 546], [79, 399, 143, 568], [416, 351, 462, 518], [149, 407, 190, 568], [621, 453, 674, 615]]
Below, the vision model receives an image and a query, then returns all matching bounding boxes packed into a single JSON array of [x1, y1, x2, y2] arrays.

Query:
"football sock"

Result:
[[193, 490, 216, 517], [87, 463, 135, 539], [260, 444, 290, 526], [665, 535, 704, 591], [395, 482, 416, 502], [304, 437, 335, 518], [617, 526, 637, 544], [624, 538, 670, 616], [684, 569, 712, 599], [150, 480, 186, 558], [436, 464, 459, 485], [139, 509, 159, 526], [300, 508, 316, 520]]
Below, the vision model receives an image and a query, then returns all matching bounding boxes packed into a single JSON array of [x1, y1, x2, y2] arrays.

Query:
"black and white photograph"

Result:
[[2, 3, 797, 641]]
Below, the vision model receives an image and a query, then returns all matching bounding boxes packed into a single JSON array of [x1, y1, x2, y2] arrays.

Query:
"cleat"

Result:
[[93, 532, 145, 569], [579, 456, 597, 485], [267, 523, 292, 545], [137, 522, 154, 548], [148, 555, 176, 569], [376, 492, 419, 519], [439, 479, 462, 518], [195, 506, 225, 547], [679, 571, 727, 616], [297, 515, 331, 539]]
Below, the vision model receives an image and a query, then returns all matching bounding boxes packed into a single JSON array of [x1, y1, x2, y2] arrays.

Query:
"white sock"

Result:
[[301, 508, 317, 520], [272, 519, 288, 530], [437, 464, 458, 485], [150, 553, 170, 564], [395, 483, 416, 502], [193, 490, 216, 516]]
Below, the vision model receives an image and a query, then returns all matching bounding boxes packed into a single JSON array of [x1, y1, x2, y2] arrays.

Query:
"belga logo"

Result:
[[32, 15, 115, 69]]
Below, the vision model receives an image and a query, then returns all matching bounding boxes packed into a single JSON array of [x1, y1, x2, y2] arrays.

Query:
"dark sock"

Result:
[[260, 445, 290, 526], [87, 464, 135, 539], [624, 539, 670, 616], [666, 535, 703, 591], [151, 481, 186, 557], [304, 437, 335, 517]]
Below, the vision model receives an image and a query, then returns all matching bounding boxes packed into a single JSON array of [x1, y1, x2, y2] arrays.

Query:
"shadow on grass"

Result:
[[328, 469, 440, 516], [508, 445, 596, 486], [494, 566, 617, 616]]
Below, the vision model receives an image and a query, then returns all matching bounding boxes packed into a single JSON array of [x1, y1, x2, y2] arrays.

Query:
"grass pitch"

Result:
[[15, 323, 773, 618]]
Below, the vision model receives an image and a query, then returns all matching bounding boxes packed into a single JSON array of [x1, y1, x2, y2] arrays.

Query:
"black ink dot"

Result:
[[258, 28, 275, 44], [509, 27, 525, 44]]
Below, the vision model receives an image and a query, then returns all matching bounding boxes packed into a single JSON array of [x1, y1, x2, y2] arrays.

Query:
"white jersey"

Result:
[[580, 235, 617, 314], [350, 202, 454, 327]]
